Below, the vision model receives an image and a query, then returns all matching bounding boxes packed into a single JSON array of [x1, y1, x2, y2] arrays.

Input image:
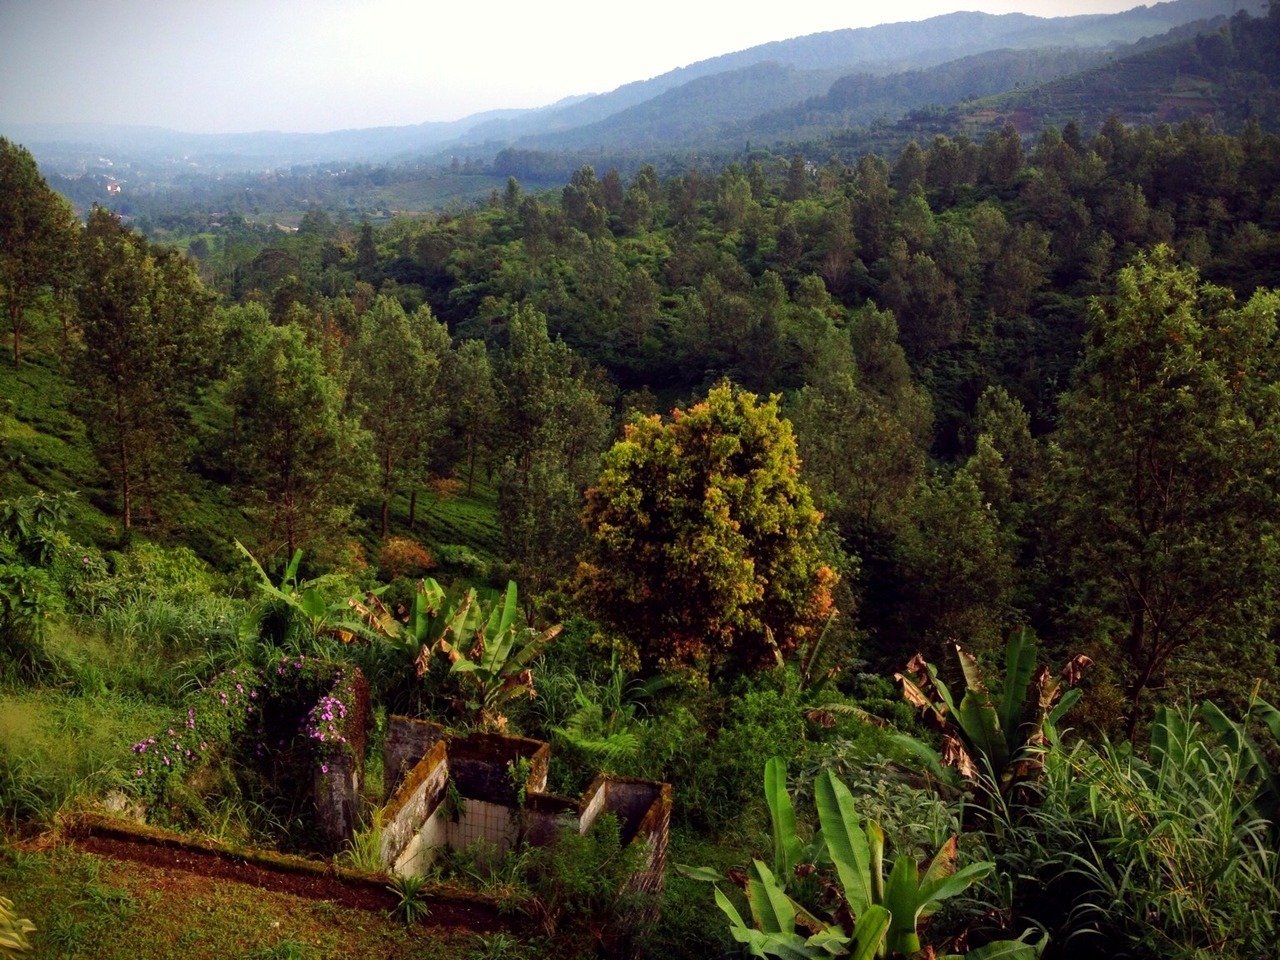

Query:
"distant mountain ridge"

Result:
[[2, 0, 1268, 176], [453, 0, 1265, 150]]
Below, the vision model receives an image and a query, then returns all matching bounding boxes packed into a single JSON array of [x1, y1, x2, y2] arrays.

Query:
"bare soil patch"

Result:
[[58, 814, 511, 933]]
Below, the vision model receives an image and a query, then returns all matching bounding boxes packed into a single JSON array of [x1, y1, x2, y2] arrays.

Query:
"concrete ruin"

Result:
[[377, 716, 671, 904]]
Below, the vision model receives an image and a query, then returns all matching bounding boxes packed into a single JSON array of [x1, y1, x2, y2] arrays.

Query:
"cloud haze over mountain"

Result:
[[1, 0, 1142, 134]]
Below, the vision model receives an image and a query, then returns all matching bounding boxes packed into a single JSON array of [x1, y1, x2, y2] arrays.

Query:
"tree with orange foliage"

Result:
[[578, 382, 837, 678]]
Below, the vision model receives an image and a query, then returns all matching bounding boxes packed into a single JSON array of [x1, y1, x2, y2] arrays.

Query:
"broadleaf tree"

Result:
[[1050, 245, 1280, 735], [578, 381, 838, 677]]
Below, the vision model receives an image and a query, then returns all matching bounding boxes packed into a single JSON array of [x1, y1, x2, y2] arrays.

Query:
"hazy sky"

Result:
[[1, 0, 1143, 134]]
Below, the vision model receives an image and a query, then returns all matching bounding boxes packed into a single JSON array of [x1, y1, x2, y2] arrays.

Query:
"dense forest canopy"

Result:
[[7, 83, 1279, 714]]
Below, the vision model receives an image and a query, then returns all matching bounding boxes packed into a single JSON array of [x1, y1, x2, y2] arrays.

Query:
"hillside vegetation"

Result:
[[3, 8, 1280, 960]]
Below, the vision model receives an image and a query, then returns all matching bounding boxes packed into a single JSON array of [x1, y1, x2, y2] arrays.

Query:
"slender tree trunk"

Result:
[[117, 387, 131, 530], [381, 448, 392, 538], [285, 491, 297, 557], [1124, 612, 1156, 743], [467, 431, 479, 496], [9, 302, 22, 367], [408, 489, 417, 530], [59, 298, 73, 368]]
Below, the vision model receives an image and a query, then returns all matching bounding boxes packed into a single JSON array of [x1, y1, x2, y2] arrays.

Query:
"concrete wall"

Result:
[[308, 669, 370, 854], [313, 751, 362, 853], [384, 716, 448, 802], [381, 738, 449, 870], [521, 792, 580, 847], [580, 776, 673, 904], [446, 732, 549, 805], [446, 798, 519, 865], [378, 726, 672, 950]]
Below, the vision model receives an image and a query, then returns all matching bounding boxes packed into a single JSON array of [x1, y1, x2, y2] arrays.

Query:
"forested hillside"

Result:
[[7, 90, 1280, 718], [3, 7, 1280, 960]]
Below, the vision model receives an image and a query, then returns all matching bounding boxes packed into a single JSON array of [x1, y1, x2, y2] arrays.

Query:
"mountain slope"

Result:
[[958, 6, 1280, 134], [518, 62, 853, 151], [6, 0, 1269, 177], [464, 0, 1266, 154]]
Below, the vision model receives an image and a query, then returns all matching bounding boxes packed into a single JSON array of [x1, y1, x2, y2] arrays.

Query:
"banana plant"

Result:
[[895, 628, 1092, 797], [680, 759, 1042, 958], [817, 768, 1000, 957], [235, 541, 375, 648], [0, 896, 35, 957], [715, 862, 890, 960], [436, 580, 561, 731], [365, 577, 559, 731]]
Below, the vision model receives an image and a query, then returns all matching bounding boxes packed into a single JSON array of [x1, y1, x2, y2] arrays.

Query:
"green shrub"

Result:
[[432, 543, 488, 580], [522, 812, 647, 945], [985, 702, 1280, 960], [0, 559, 61, 682]]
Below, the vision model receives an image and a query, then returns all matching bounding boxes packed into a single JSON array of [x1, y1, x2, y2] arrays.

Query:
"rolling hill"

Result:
[[5, 0, 1266, 179]]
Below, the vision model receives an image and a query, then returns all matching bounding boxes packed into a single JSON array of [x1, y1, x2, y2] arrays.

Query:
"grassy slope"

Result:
[[2, 344, 501, 577], [0, 843, 509, 960], [0, 352, 115, 546], [0, 689, 172, 825]]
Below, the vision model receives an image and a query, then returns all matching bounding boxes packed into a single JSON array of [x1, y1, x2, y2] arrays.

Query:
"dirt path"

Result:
[[60, 816, 511, 933]]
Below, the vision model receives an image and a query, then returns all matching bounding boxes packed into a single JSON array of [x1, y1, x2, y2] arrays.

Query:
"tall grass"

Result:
[[982, 704, 1279, 960], [0, 690, 171, 825]]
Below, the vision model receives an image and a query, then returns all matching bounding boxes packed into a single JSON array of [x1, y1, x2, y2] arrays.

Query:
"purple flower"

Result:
[[163, 756, 170, 766], [321, 764, 329, 774], [135, 768, 143, 776]]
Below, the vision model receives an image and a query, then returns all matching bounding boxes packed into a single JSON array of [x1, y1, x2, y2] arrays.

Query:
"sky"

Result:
[[0, 0, 1145, 135]]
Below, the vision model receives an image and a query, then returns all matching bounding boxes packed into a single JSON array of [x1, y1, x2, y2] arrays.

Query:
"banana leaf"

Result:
[[997, 628, 1038, 747], [766, 757, 803, 881], [747, 860, 797, 935], [815, 770, 873, 918]]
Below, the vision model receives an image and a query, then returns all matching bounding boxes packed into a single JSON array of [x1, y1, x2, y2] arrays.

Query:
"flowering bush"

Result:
[[377, 537, 436, 581], [130, 655, 368, 803]]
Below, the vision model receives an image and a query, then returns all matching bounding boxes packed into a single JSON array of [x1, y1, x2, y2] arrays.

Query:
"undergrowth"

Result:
[[0, 690, 170, 826]]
